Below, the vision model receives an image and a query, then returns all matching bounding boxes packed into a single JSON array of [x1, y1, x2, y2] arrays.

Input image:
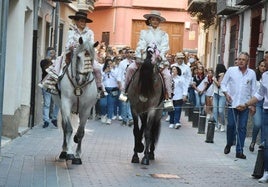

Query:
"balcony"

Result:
[[76, 0, 96, 12], [236, 0, 262, 6], [187, 0, 216, 12], [217, 0, 240, 15], [94, 0, 113, 8]]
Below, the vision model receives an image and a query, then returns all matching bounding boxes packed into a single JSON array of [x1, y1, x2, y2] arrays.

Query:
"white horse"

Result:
[[53, 37, 98, 164]]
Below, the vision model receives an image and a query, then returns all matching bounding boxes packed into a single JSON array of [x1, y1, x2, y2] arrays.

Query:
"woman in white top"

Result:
[[119, 10, 173, 110], [168, 66, 188, 129]]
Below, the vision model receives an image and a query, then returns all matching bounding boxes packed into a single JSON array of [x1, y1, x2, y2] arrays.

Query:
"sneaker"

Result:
[[175, 123, 181, 129], [119, 93, 128, 102], [249, 142, 255, 152], [106, 119, 111, 125], [43, 121, 49, 128], [101, 115, 107, 123], [128, 120, 134, 126], [165, 116, 170, 122], [112, 116, 117, 120], [51, 119, 58, 127], [121, 121, 127, 126], [118, 116, 123, 121], [164, 99, 174, 112], [220, 125, 225, 132], [259, 171, 268, 183], [169, 124, 174, 128]]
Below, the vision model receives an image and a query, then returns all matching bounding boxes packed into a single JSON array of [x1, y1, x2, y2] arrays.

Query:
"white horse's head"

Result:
[[72, 37, 98, 86]]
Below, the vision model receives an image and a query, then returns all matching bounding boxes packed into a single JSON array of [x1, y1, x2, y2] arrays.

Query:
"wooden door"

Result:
[[131, 20, 184, 54]]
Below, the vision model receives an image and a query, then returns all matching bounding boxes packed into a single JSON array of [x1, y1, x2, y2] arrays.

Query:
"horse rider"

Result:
[[119, 10, 174, 110], [39, 11, 105, 96]]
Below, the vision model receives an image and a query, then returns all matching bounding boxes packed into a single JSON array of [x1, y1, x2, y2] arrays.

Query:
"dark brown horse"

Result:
[[127, 46, 164, 165]]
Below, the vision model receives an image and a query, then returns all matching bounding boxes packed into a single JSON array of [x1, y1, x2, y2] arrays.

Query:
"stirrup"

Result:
[[163, 99, 174, 112], [119, 93, 128, 102]]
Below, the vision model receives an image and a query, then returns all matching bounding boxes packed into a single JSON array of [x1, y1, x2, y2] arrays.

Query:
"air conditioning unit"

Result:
[[185, 22, 191, 30]]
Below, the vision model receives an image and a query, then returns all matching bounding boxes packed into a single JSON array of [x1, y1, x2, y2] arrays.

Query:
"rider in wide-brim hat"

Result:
[[68, 11, 93, 23]]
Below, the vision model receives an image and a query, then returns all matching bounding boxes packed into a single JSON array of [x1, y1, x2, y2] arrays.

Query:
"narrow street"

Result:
[[0, 112, 261, 187]]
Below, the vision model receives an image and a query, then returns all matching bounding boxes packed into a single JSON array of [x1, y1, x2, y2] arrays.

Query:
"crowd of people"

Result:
[[38, 10, 268, 184]]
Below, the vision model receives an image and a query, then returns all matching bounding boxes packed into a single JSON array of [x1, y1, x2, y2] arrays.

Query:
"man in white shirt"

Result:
[[221, 52, 256, 159]]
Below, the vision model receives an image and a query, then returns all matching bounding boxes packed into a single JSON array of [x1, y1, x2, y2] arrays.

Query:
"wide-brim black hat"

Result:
[[68, 11, 93, 23]]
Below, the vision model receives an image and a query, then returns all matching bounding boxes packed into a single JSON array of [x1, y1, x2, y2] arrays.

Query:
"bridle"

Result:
[[67, 49, 95, 97]]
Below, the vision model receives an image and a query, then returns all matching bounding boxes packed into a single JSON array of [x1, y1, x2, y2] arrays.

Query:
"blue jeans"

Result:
[[42, 89, 59, 123], [105, 87, 118, 119], [212, 93, 226, 127], [121, 101, 132, 122], [188, 87, 196, 105], [226, 107, 249, 153], [169, 100, 182, 124], [251, 100, 264, 143], [114, 91, 122, 117], [99, 97, 107, 116], [262, 109, 268, 171], [194, 91, 205, 112]]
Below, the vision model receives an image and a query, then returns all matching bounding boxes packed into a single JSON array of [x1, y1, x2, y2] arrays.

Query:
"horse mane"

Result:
[[138, 47, 155, 98]]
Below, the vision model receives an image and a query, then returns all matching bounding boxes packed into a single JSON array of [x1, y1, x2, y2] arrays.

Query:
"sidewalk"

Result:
[[0, 112, 263, 187]]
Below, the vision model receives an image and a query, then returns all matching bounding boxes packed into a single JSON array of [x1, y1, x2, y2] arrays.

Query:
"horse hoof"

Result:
[[66, 154, 75, 160], [131, 155, 139, 163], [72, 158, 82, 165], [135, 143, 144, 153], [141, 157, 149, 165], [149, 152, 155, 160], [73, 135, 79, 143], [59, 151, 67, 159]]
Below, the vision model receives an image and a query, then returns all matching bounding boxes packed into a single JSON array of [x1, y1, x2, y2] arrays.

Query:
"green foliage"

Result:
[[188, 2, 217, 30]]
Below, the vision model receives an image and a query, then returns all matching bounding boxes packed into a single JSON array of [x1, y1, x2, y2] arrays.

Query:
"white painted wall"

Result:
[[4, 0, 33, 115]]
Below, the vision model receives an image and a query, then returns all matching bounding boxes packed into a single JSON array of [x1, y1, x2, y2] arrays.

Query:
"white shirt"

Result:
[[172, 75, 188, 100], [102, 69, 119, 88], [117, 58, 133, 86], [65, 25, 94, 51], [135, 26, 169, 60], [171, 62, 192, 87], [221, 66, 256, 108], [254, 71, 268, 109]]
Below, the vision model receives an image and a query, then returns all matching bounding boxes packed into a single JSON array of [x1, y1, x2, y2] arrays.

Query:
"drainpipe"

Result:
[[238, 13, 244, 53], [29, 0, 40, 128], [0, 0, 9, 157], [54, 2, 59, 54]]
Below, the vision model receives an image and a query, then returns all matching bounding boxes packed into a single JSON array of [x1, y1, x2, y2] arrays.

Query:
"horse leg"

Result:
[[141, 113, 154, 165], [60, 116, 74, 160], [131, 114, 143, 163], [72, 112, 88, 165]]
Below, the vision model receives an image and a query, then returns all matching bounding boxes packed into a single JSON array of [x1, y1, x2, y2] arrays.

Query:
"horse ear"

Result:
[[93, 41, 99, 48], [79, 37, 83, 45]]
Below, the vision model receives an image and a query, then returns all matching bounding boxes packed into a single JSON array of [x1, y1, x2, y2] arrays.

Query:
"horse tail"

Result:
[[150, 111, 161, 145], [138, 59, 154, 98]]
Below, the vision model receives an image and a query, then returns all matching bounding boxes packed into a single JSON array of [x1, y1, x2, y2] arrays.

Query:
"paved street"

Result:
[[0, 111, 264, 187]]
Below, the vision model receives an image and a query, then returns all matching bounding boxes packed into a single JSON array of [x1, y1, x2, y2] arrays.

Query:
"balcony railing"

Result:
[[236, 0, 262, 6], [217, 0, 240, 15], [187, 0, 216, 12], [77, 0, 95, 12]]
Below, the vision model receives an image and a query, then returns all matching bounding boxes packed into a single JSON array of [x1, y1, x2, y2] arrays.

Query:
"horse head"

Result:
[[71, 37, 98, 86], [144, 42, 160, 65]]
